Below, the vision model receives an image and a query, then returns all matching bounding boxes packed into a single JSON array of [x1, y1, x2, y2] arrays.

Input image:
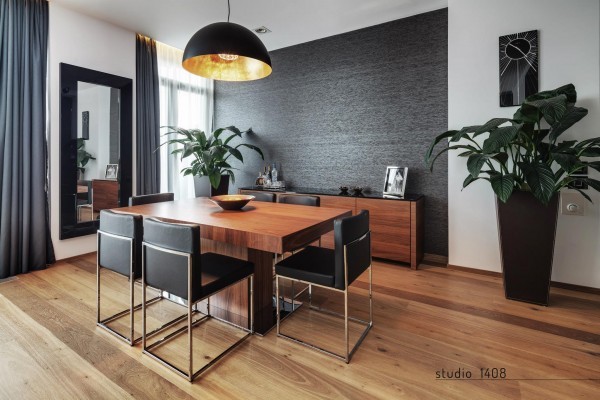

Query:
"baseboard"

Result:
[[550, 281, 600, 295], [447, 264, 600, 294], [56, 251, 97, 263], [447, 264, 502, 277], [423, 253, 448, 265]]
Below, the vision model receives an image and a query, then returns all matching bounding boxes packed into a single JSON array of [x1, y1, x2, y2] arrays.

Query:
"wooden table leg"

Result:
[[248, 248, 276, 335]]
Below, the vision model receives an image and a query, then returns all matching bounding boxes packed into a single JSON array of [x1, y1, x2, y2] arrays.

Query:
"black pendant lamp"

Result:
[[182, 0, 272, 81]]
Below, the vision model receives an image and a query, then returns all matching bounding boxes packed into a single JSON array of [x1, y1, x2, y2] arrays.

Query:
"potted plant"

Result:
[[162, 126, 264, 196], [426, 84, 600, 305], [76, 138, 96, 180]]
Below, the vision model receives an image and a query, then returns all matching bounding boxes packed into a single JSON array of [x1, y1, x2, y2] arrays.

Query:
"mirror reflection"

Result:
[[59, 62, 132, 240], [75, 82, 121, 222]]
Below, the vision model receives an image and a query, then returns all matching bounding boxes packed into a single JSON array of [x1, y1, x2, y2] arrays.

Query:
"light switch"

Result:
[[561, 192, 585, 216]]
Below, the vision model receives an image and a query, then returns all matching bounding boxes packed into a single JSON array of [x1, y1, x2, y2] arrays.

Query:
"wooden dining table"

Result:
[[113, 197, 352, 334]]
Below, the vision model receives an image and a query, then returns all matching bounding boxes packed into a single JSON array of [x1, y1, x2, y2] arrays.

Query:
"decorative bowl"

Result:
[[210, 195, 255, 210], [353, 186, 363, 195], [339, 186, 349, 193]]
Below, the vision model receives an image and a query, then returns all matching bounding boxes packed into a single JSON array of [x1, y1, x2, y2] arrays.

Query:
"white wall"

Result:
[[448, 0, 600, 287], [49, 3, 136, 259]]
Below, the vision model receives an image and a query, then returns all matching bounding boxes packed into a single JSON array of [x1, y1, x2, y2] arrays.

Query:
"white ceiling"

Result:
[[50, 0, 448, 51]]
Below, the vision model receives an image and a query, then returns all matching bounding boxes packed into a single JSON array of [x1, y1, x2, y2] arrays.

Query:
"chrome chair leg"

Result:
[[276, 276, 281, 334]]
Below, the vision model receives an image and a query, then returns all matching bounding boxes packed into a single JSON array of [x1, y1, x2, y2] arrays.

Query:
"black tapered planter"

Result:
[[496, 191, 559, 306], [210, 175, 230, 196]]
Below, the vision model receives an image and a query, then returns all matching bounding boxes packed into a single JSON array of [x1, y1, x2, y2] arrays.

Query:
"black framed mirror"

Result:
[[60, 63, 133, 239]]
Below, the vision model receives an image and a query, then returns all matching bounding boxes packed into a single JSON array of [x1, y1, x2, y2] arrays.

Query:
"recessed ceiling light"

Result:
[[254, 26, 271, 34]]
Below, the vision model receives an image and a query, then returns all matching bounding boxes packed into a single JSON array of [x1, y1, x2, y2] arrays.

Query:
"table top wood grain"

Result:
[[114, 197, 352, 254]]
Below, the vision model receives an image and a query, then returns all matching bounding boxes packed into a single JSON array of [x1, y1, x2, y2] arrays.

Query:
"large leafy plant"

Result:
[[76, 138, 96, 175], [162, 126, 264, 189], [426, 84, 600, 204]]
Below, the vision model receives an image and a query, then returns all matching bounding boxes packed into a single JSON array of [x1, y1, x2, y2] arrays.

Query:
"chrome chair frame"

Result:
[[141, 242, 254, 382], [276, 231, 373, 363], [96, 230, 162, 345]]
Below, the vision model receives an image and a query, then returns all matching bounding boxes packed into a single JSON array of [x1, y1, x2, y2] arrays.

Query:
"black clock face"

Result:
[[499, 30, 538, 107]]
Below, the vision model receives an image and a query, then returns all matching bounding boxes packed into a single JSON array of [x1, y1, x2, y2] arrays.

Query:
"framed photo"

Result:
[[383, 166, 408, 198], [105, 164, 119, 180]]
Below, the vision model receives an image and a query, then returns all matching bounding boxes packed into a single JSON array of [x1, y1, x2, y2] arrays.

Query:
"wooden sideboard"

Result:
[[239, 189, 424, 269], [92, 179, 119, 213]]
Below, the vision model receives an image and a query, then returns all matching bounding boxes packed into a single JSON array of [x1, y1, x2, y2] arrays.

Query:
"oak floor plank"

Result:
[[0, 253, 598, 399], [0, 295, 133, 400]]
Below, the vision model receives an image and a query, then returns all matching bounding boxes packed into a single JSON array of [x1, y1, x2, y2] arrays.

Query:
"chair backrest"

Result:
[[129, 192, 174, 206], [245, 191, 276, 203], [278, 194, 320, 207], [98, 210, 143, 278], [142, 218, 201, 300], [333, 210, 371, 290]]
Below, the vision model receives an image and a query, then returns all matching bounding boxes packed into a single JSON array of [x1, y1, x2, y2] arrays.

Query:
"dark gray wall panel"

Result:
[[215, 9, 448, 256]]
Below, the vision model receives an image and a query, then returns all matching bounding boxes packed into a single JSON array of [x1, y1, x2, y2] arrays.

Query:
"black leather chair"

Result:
[[142, 217, 254, 382], [275, 210, 373, 363], [97, 210, 162, 345], [276, 194, 322, 298], [129, 192, 174, 206], [278, 194, 320, 207], [244, 191, 275, 203]]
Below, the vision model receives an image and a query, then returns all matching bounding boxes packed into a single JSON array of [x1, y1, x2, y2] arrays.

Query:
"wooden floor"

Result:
[[0, 254, 598, 399]]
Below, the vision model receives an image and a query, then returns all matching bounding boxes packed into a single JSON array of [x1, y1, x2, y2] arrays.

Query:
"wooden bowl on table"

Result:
[[210, 195, 255, 210]]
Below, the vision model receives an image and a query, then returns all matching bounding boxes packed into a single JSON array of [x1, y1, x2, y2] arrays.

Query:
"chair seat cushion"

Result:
[[275, 246, 335, 287], [200, 253, 254, 298]]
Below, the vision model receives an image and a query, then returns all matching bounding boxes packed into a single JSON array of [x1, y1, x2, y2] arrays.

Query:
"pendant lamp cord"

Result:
[[227, 0, 230, 22]]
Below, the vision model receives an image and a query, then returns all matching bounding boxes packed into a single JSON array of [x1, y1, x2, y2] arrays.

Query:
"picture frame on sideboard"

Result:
[[383, 166, 408, 198]]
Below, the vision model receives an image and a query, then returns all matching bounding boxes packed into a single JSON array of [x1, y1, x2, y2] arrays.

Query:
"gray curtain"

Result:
[[135, 34, 161, 195], [0, 0, 55, 278]]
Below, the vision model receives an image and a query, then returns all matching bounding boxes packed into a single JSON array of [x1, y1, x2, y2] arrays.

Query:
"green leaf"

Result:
[[182, 144, 195, 159], [575, 137, 600, 149], [584, 161, 600, 173], [450, 125, 480, 142], [462, 175, 479, 189], [572, 188, 592, 203], [552, 153, 580, 174], [491, 174, 515, 203], [525, 84, 576, 104], [425, 130, 458, 162], [226, 146, 244, 162], [582, 178, 600, 192], [492, 152, 509, 165], [472, 118, 512, 137], [580, 147, 600, 157], [467, 154, 490, 178], [212, 128, 225, 139], [236, 143, 264, 159], [519, 161, 556, 204], [513, 104, 540, 124], [555, 140, 577, 151], [208, 172, 221, 189], [224, 126, 242, 135], [194, 130, 207, 147], [548, 106, 588, 141], [525, 94, 567, 125], [482, 124, 521, 153]]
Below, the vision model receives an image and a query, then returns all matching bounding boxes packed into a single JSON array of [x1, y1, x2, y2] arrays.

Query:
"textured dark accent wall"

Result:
[[215, 9, 448, 256]]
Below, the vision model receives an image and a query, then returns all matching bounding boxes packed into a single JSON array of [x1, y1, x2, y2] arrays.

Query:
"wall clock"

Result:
[[499, 30, 538, 107]]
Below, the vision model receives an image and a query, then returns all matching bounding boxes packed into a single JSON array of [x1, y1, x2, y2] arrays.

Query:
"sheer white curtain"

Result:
[[156, 41, 214, 199]]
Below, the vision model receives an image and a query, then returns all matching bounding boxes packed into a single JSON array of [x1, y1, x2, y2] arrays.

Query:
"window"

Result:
[[156, 41, 214, 199]]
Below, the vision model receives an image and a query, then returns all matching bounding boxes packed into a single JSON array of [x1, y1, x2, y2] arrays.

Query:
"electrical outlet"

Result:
[[561, 192, 585, 216]]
